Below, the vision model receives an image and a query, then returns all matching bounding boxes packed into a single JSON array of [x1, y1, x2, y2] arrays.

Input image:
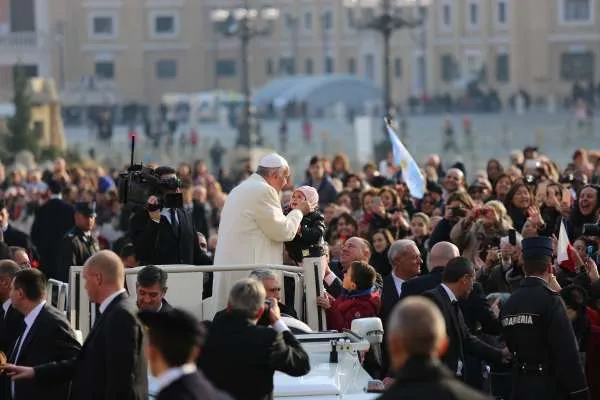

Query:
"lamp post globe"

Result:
[[211, 3, 280, 149], [344, 0, 429, 159]]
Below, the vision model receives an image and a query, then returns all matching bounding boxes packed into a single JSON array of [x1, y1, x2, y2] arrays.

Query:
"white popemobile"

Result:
[[49, 257, 385, 399]]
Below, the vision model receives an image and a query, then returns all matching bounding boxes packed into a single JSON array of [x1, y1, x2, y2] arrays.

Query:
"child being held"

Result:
[[316, 261, 381, 331], [284, 186, 326, 264]]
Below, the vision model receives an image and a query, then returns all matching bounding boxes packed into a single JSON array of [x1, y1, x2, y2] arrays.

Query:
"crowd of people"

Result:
[[0, 139, 599, 399]]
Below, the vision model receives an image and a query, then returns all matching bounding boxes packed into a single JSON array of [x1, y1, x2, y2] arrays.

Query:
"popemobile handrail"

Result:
[[67, 263, 308, 339]]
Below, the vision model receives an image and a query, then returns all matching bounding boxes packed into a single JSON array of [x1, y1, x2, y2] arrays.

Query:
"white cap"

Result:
[[258, 153, 289, 169]]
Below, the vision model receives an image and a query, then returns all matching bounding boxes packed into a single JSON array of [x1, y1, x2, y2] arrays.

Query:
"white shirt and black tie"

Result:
[[1, 299, 11, 320], [11, 301, 46, 396], [391, 271, 405, 298], [440, 283, 464, 376], [151, 209, 180, 234]]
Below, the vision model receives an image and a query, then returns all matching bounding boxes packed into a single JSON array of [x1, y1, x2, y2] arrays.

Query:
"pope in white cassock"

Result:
[[211, 153, 310, 311]]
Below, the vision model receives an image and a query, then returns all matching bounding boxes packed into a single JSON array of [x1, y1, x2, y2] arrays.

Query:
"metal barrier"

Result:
[[47, 279, 69, 316]]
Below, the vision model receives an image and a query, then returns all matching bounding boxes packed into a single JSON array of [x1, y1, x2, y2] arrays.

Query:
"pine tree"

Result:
[[6, 66, 38, 154]]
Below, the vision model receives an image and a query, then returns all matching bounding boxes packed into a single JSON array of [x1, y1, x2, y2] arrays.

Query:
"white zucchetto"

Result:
[[258, 153, 289, 169]]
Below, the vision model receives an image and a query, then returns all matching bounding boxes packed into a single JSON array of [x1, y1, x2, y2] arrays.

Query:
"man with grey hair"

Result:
[[250, 269, 297, 324], [380, 239, 422, 377], [212, 153, 311, 312], [377, 297, 489, 400], [200, 278, 310, 400], [381, 239, 422, 325]]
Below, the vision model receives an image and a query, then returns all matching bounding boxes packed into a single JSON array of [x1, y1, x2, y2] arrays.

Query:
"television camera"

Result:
[[118, 136, 183, 210]]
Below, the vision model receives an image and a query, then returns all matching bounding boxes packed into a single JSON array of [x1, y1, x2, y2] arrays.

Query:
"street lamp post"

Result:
[[211, 3, 280, 148], [344, 0, 429, 147]]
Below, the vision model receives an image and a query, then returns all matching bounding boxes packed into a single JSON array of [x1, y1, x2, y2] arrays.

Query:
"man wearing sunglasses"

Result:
[[249, 269, 297, 326]]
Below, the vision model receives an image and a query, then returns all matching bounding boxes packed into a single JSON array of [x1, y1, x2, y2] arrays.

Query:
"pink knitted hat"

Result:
[[294, 186, 319, 211]]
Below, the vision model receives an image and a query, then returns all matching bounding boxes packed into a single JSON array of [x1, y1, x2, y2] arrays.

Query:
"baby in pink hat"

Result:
[[284, 186, 326, 264]]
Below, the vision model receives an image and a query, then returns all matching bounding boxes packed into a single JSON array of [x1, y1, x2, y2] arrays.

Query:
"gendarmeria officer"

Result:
[[56, 202, 100, 282], [500, 236, 589, 400]]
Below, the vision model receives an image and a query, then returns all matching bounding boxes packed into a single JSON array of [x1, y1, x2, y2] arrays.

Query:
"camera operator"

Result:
[[130, 166, 211, 266]]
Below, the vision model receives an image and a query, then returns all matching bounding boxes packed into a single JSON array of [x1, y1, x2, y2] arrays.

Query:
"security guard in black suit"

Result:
[[56, 202, 100, 283], [500, 236, 589, 400], [139, 308, 232, 400]]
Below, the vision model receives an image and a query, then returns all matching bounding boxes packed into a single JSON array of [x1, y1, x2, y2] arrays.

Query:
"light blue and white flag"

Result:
[[385, 120, 426, 199]]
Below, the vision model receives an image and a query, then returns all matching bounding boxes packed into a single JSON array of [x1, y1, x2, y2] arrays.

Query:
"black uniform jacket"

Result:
[[500, 276, 589, 400]]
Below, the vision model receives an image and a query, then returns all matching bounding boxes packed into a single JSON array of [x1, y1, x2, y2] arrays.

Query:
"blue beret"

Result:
[[522, 236, 553, 258]]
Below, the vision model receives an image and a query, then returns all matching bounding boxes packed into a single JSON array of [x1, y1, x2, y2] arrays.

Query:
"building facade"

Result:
[[0, 0, 598, 109], [0, 0, 52, 100], [427, 0, 600, 103]]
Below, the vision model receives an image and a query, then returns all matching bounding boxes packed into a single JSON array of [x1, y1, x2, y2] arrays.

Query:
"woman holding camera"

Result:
[[450, 200, 513, 272]]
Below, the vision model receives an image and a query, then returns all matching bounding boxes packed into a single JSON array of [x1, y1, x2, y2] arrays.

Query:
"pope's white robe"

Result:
[[211, 173, 303, 311]]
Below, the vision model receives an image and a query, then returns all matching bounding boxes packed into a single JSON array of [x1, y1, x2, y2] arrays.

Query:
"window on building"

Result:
[[92, 16, 115, 36], [306, 58, 313, 74], [348, 57, 356, 74], [365, 54, 374, 81], [284, 14, 295, 31], [496, 54, 509, 82], [304, 12, 312, 30], [393, 7, 404, 18], [153, 14, 177, 36], [563, 0, 591, 22], [346, 9, 355, 28], [94, 61, 115, 80], [12, 65, 38, 82], [561, 52, 595, 81], [443, 4, 451, 26], [215, 59, 236, 77], [497, 0, 507, 24], [325, 56, 334, 74], [10, 0, 35, 32], [156, 59, 177, 79], [322, 10, 333, 30], [266, 59, 274, 76], [279, 58, 295, 75], [469, 2, 479, 26], [441, 54, 454, 82], [394, 57, 402, 78]]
